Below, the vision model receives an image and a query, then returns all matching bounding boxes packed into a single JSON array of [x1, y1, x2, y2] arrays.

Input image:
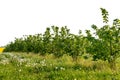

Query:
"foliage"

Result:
[[4, 26, 86, 61], [86, 8, 120, 69], [3, 8, 120, 69]]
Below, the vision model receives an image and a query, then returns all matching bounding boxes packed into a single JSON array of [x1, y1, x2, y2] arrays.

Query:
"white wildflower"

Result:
[[60, 67, 65, 70]]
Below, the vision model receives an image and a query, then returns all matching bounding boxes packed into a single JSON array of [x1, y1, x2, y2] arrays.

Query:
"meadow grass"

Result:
[[0, 52, 120, 80]]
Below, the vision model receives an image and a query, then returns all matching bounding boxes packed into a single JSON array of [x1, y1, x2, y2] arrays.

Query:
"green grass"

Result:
[[0, 52, 120, 80]]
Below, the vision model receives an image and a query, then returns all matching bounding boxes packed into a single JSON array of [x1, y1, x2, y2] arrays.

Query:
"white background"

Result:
[[0, 0, 120, 46]]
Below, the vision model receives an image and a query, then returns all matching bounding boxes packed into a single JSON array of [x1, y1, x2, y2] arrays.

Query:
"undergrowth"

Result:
[[0, 52, 120, 80]]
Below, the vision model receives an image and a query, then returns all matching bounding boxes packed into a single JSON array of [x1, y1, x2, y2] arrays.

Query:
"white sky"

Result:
[[0, 0, 120, 46]]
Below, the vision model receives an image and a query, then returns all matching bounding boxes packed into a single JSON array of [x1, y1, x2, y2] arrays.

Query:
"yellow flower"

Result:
[[0, 48, 5, 53]]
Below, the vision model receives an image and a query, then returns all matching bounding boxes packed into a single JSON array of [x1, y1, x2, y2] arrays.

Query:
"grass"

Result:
[[0, 52, 120, 80]]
